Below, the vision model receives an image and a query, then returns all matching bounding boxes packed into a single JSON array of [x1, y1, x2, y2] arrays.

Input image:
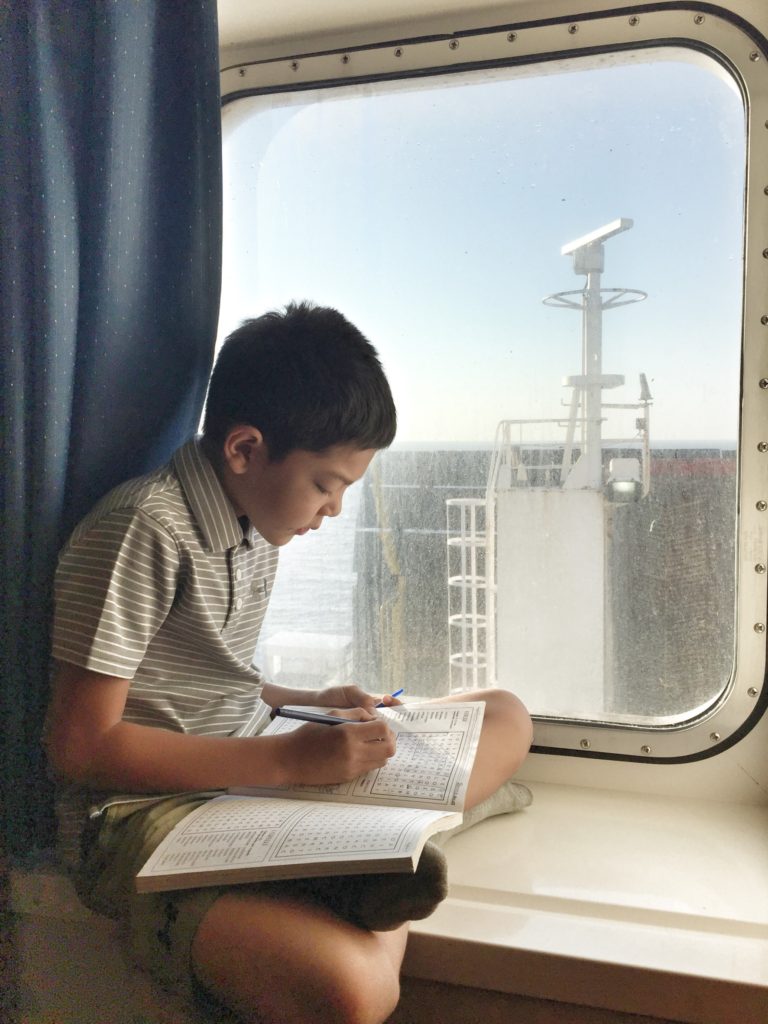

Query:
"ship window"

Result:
[[219, 37, 751, 751]]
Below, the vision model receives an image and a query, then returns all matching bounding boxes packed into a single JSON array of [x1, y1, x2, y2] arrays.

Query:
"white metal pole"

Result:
[[584, 262, 604, 489]]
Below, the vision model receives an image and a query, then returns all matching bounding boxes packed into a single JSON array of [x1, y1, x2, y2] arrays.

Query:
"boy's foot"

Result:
[[429, 780, 532, 848], [287, 840, 448, 932]]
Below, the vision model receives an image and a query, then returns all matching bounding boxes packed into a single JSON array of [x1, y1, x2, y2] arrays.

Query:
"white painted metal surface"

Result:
[[495, 489, 606, 715]]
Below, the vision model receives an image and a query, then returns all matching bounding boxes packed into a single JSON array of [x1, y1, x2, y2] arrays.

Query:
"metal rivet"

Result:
[[750, 52, 761, 62], [640, 744, 651, 754], [757, 500, 768, 511], [764, 186, 768, 195], [761, 316, 768, 325], [341, 54, 350, 64], [760, 378, 768, 387], [759, 441, 768, 452], [694, 14, 705, 25], [238, 68, 246, 77], [290, 60, 299, 71], [754, 622, 766, 633], [710, 732, 721, 742], [579, 738, 591, 749], [449, 39, 459, 50], [756, 563, 766, 574], [507, 32, 517, 42], [748, 687, 759, 697], [394, 48, 403, 57], [763, 249, 768, 259], [629, 16, 639, 26], [568, 24, 579, 34]]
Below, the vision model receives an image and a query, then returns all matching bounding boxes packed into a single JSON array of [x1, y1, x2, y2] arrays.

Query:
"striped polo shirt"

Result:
[[52, 437, 279, 863]]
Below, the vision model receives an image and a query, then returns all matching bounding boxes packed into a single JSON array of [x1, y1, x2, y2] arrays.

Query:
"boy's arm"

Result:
[[45, 661, 397, 792]]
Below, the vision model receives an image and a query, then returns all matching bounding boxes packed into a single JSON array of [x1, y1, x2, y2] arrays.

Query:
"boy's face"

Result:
[[223, 435, 376, 546]]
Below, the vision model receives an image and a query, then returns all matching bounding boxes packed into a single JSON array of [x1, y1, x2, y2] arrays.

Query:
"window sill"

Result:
[[404, 782, 768, 1023]]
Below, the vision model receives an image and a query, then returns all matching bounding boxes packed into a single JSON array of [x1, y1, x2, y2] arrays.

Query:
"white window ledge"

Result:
[[404, 782, 768, 1024]]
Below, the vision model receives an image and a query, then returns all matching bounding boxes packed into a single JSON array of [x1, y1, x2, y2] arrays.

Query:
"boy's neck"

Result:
[[200, 434, 223, 470], [200, 435, 245, 518]]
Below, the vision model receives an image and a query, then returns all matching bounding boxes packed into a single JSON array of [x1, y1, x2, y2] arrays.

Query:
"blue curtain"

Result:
[[0, 1, 222, 858]]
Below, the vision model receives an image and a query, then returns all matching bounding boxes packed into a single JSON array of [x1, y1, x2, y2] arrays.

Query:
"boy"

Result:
[[45, 302, 532, 1024]]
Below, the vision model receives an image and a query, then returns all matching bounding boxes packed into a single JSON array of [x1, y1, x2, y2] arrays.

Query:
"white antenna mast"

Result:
[[544, 218, 647, 489]]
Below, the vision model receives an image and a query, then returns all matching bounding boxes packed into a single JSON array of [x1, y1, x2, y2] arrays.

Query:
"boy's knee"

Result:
[[479, 687, 534, 764], [192, 892, 402, 1024], [484, 687, 532, 729], [282, 943, 399, 1024], [323, 955, 401, 1024]]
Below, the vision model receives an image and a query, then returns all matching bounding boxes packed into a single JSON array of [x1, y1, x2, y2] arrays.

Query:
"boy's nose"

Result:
[[323, 494, 343, 517]]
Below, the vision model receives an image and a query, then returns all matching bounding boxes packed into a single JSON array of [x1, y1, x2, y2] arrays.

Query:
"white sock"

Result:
[[431, 780, 532, 847]]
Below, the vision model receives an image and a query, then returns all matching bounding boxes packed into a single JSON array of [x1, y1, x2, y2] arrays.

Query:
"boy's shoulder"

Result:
[[70, 456, 184, 542], [66, 439, 249, 556]]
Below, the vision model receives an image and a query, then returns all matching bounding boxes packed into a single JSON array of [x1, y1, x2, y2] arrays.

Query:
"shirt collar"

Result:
[[172, 438, 248, 552]]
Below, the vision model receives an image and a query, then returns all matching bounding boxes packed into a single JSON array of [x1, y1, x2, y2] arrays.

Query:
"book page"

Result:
[[232, 701, 485, 812], [136, 794, 461, 891]]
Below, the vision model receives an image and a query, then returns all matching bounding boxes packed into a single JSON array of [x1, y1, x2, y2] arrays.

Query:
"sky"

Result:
[[219, 46, 746, 446]]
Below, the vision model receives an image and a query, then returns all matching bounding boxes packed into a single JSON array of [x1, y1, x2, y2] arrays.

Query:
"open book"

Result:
[[135, 701, 484, 893]]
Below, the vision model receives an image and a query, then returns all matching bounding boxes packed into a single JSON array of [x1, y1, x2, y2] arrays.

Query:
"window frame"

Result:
[[219, 5, 768, 763]]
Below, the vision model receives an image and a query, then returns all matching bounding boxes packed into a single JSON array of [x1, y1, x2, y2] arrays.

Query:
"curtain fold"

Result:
[[0, 1, 222, 858]]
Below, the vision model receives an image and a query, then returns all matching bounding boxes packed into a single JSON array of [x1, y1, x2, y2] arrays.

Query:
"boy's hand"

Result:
[[280, 717, 397, 784], [315, 684, 403, 712]]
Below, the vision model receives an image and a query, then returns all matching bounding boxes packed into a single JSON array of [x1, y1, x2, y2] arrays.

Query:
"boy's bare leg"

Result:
[[192, 689, 527, 1023], [437, 688, 532, 809], [192, 889, 408, 1024]]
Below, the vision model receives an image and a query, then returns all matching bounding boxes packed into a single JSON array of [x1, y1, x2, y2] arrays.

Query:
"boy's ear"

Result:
[[221, 425, 268, 475]]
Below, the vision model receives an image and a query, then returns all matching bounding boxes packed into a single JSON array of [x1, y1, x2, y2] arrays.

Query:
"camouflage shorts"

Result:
[[75, 793, 227, 1010]]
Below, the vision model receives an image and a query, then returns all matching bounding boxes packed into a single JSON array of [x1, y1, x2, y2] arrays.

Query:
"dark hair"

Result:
[[203, 302, 397, 460]]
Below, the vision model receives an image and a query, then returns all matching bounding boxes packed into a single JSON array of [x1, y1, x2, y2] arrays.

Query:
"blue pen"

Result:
[[376, 688, 404, 708]]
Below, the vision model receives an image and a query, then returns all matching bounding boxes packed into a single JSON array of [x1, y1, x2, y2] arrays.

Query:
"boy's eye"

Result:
[[315, 483, 331, 496]]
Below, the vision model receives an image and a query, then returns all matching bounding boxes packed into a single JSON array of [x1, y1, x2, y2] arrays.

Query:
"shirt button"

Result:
[[235, 597, 243, 611], [235, 568, 243, 581]]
